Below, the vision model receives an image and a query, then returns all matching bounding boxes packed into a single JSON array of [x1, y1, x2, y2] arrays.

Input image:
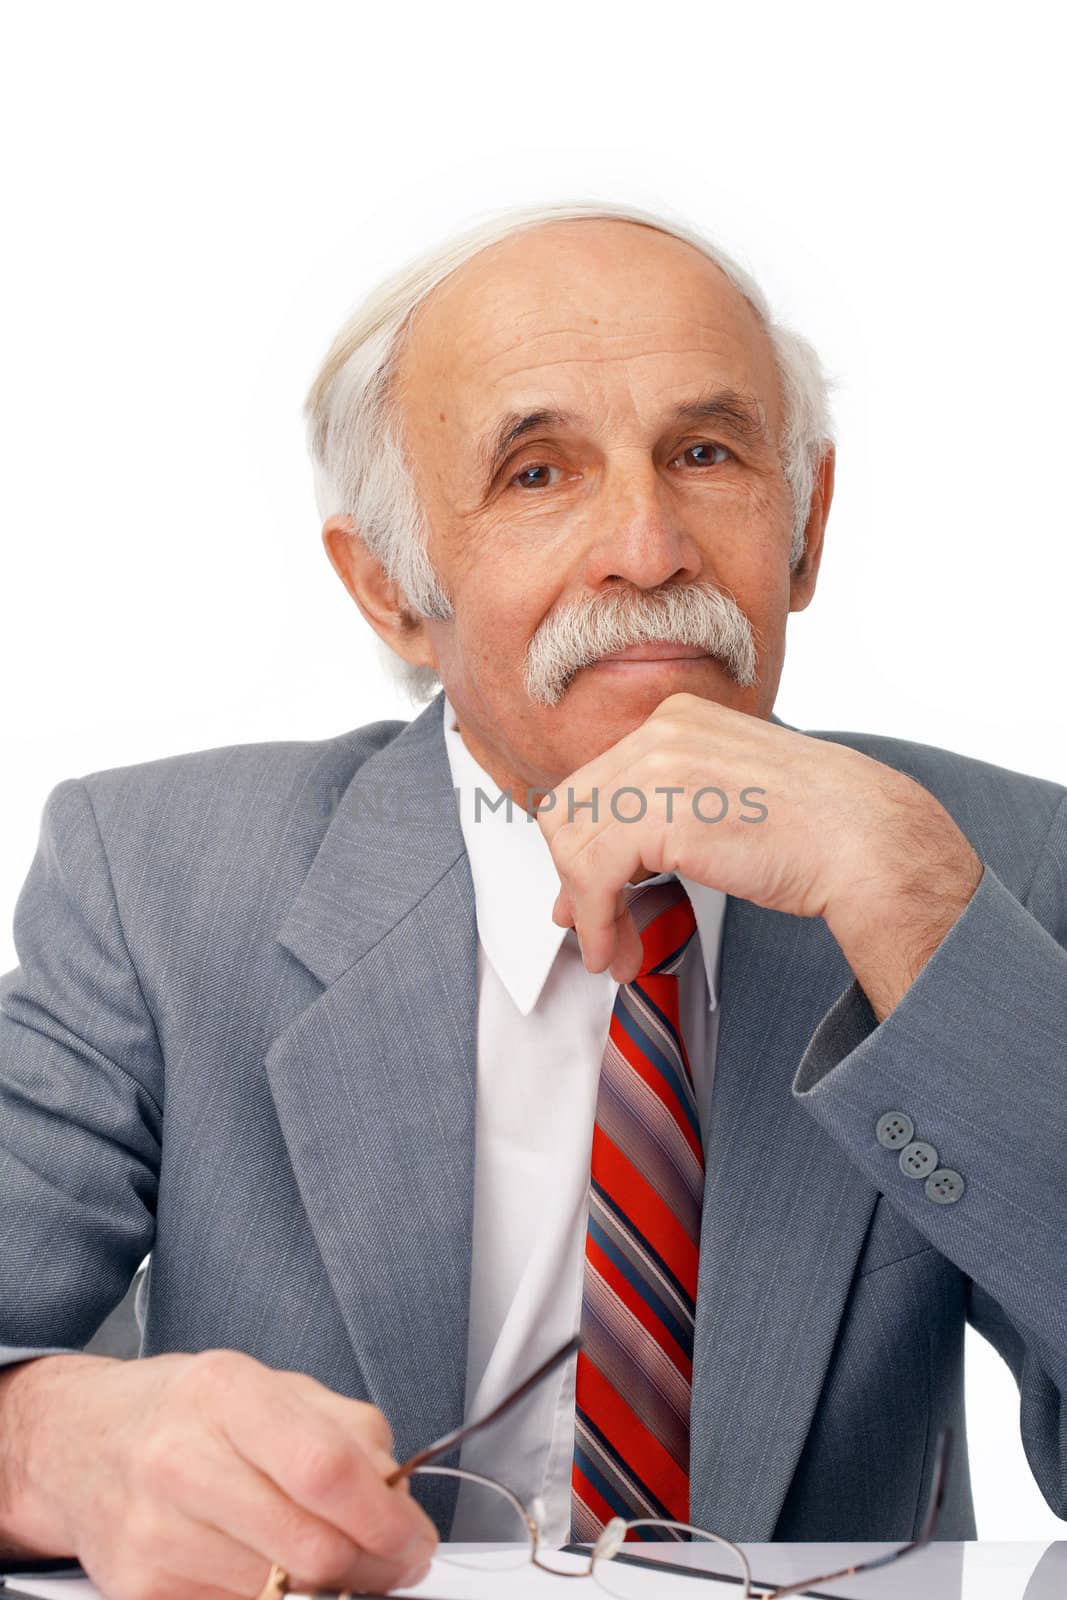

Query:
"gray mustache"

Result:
[[524, 582, 759, 705]]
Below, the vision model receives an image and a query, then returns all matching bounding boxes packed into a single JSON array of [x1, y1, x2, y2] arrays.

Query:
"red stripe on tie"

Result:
[[634, 969, 698, 1082], [576, 1351, 691, 1521], [637, 900, 697, 974], [573, 879, 702, 1540], [572, 1463, 617, 1530], [586, 1233, 693, 1379], [592, 1127, 699, 1298], [609, 1006, 705, 1164]]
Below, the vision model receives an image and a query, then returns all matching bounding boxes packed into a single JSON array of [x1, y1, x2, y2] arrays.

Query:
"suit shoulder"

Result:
[[73, 717, 408, 812], [800, 722, 1066, 882], [54, 716, 412, 889]]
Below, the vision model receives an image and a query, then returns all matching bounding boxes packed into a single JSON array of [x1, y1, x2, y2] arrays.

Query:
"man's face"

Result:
[[334, 219, 832, 799]]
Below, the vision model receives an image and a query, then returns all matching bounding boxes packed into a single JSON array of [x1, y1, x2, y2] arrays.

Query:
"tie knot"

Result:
[[626, 877, 697, 978]]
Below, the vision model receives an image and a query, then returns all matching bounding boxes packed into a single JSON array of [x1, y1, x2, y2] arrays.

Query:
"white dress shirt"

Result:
[[440, 692, 727, 1543]]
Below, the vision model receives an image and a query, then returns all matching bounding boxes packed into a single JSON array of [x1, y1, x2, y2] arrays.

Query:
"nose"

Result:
[[580, 455, 704, 593]]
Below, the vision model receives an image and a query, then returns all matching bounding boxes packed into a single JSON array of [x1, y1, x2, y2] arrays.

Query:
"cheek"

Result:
[[726, 478, 794, 552], [451, 572, 556, 672], [712, 486, 796, 593]]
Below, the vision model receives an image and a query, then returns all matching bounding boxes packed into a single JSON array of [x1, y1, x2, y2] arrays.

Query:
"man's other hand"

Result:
[[0, 1348, 438, 1599]]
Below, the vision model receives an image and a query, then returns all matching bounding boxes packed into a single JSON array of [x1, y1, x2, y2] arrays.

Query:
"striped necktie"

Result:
[[571, 876, 702, 1540]]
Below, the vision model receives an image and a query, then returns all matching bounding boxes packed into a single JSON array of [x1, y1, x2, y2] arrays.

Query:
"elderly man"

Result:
[[1, 200, 1065, 1598]]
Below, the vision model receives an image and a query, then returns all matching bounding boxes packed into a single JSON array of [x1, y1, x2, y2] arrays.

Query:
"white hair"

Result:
[[304, 198, 837, 703]]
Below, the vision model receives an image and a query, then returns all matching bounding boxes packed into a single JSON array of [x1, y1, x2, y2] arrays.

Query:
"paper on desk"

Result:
[[397, 1547, 743, 1596], [2, 1550, 743, 1599]]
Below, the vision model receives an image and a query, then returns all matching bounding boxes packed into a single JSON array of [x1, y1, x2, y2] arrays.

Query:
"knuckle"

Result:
[[659, 694, 700, 732], [291, 1439, 354, 1503], [168, 1348, 239, 1409], [128, 1503, 172, 1553], [354, 1402, 393, 1454], [649, 698, 682, 730], [367, 1445, 400, 1480], [192, 1347, 249, 1387], [648, 742, 681, 778], [565, 858, 594, 894], [660, 690, 700, 715], [138, 1427, 186, 1493], [646, 729, 681, 764], [575, 834, 608, 877]]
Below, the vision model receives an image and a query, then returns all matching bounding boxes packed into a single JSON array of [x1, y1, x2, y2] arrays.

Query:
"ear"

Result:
[[321, 515, 437, 670], [788, 443, 835, 612]]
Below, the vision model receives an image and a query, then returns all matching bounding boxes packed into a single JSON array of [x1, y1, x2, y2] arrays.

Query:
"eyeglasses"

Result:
[[287, 1334, 952, 1599]]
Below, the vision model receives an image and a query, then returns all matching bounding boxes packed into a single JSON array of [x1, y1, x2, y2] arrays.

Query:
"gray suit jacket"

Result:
[[2, 690, 1066, 1542]]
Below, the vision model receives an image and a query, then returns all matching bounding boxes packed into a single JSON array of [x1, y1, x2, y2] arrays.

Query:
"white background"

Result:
[[2, 0, 1065, 1539]]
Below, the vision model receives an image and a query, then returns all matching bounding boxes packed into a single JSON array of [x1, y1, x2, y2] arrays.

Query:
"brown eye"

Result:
[[511, 462, 562, 490], [674, 442, 733, 468]]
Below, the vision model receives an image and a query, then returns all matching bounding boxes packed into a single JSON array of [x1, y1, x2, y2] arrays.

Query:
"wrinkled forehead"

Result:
[[390, 221, 784, 446]]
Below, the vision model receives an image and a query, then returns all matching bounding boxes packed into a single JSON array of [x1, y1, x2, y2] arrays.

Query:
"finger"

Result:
[[178, 1431, 429, 1597], [607, 901, 645, 984], [535, 719, 663, 850], [552, 886, 575, 928], [592, 886, 644, 982], [287, 1376, 395, 1459], [274, 1377, 418, 1500], [131, 1504, 272, 1598], [558, 825, 647, 973], [219, 1373, 438, 1575], [249, 1372, 432, 1541], [78, 1496, 263, 1600], [87, 1556, 246, 1600]]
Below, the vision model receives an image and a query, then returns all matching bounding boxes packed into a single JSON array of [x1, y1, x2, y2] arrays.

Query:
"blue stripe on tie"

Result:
[[612, 997, 702, 1146], [588, 1212, 694, 1354], [573, 1442, 637, 1523], [649, 927, 697, 976], [628, 978, 702, 1116], [592, 1181, 695, 1317], [575, 1420, 668, 1516]]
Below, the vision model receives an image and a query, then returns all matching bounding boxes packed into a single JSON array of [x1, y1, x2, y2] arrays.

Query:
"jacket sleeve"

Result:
[[791, 790, 1067, 1519], [0, 778, 163, 1369]]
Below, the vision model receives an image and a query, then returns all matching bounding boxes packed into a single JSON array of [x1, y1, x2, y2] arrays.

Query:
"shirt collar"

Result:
[[441, 692, 726, 1018]]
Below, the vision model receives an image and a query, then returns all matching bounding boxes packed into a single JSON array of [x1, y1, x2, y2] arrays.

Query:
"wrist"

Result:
[[0, 1353, 118, 1558], [822, 825, 983, 1022], [823, 773, 981, 938]]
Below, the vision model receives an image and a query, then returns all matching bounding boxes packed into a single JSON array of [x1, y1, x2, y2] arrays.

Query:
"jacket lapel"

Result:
[[689, 714, 882, 1538], [266, 693, 477, 1522], [265, 694, 885, 1537]]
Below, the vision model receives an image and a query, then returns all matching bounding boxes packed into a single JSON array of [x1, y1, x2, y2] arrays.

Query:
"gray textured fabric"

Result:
[[83, 1264, 144, 1358], [1, 689, 1065, 1541]]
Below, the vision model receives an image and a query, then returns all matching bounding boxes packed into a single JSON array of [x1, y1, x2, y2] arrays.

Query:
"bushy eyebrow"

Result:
[[474, 384, 770, 491]]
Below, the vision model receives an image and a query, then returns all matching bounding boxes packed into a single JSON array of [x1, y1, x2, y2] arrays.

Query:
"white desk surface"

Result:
[[733, 1540, 1065, 1597], [3, 1542, 1066, 1599]]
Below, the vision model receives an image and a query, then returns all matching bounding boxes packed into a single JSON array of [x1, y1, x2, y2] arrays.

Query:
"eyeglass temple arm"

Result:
[[385, 1333, 583, 1487], [752, 1426, 953, 1600]]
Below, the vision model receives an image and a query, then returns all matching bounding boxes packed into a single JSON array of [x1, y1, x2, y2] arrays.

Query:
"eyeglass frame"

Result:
[[405, 1428, 952, 1600], [275, 1333, 954, 1600]]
